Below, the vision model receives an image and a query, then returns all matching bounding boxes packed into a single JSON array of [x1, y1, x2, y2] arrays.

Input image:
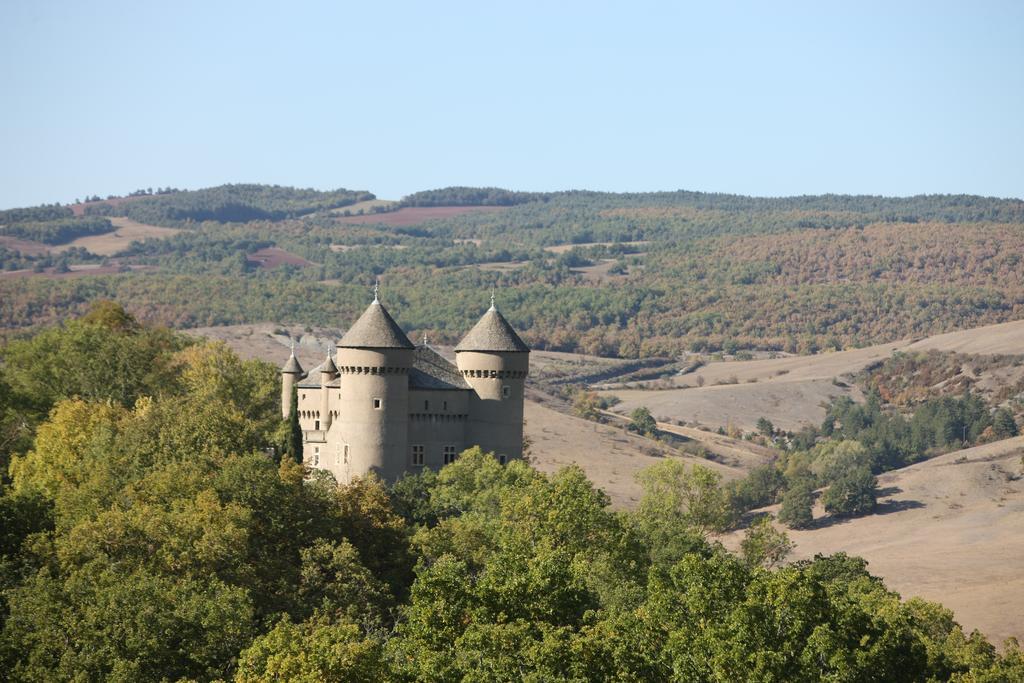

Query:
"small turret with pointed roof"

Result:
[[280, 340, 304, 419], [455, 293, 529, 353], [282, 340, 305, 375], [320, 345, 338, 375]]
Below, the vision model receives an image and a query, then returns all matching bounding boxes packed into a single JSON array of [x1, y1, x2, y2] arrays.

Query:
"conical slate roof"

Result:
[[455, 306, 529, 353], [282, 352, 304, 374], [320, 353, 338, 374], [338, 300, 415, 349]]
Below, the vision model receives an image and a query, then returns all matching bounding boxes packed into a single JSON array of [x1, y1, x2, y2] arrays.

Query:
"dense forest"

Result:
[[0, 217, 114, 245], [83, 184, 374, 225], [1, 186, 1023, 357], [0, 303, 1021, 682]]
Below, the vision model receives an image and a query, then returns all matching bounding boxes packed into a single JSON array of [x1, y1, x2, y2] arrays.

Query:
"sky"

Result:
[[1, 1, 1023, 208]]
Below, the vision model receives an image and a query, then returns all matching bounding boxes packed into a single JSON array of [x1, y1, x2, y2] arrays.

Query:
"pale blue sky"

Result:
[[2, 1, 1022, 208]]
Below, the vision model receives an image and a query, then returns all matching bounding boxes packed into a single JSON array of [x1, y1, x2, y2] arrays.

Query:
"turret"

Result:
[[320, 346, 338, 430], [334, 291, 414, 481], [455, 296, 530, 461], [280, 343, 305, 419]]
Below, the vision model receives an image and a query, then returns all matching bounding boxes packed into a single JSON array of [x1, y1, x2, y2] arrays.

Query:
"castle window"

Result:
[[502, 385, 511, 399], [443, 400, 448, 411], [312, 446, 320, 467], [443, 445, 457, 465], [343, 444, 350, 464], [424, 400, 429, 411], [499, 455, 506, 465], [314, 419, 320, 430], [302, 393, 306, 400], [373, 398, 382, 409], [411, 444, 424, 467]]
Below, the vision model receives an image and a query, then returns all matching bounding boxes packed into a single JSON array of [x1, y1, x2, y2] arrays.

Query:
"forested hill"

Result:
[[1, 185, 1023, 356], [400, 186, 1024, 222], [82, 184, 375, 225]]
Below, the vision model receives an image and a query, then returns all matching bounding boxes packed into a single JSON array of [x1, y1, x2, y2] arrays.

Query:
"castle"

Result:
[[281, 293, 530, 483]]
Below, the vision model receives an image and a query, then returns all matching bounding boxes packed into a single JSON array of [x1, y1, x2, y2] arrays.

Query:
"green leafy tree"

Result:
[[235, 616, 390, 682], [636, 460, 737, 536], [739, 516, 794, 568], [756, 416, 774, 438], [628, 406, 658, 437], [823, 465, 879, 518], [778, 477, 815, 529]]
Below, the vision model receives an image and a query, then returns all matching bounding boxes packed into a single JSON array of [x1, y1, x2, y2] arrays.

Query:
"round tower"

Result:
[[319, 346, 338, 431], [455, 298, 530, 461], [281, 344, 305, 419], [334, 294, 414, 481]]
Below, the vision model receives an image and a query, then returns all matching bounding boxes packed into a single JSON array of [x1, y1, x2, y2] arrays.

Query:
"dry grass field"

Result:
[[329, 199, 397, 215], [543, 240, 649, 254], [246, 246, 315, 269], [333, 206, 507, 226], [0, 235, 50, 256], [54, 217, 180, 256]]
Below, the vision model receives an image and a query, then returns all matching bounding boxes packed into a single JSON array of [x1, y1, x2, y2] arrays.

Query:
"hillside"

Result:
[[723, 436, 1024, 645], [599, 318, 1024, 433], [2, 187, 1024, 356]]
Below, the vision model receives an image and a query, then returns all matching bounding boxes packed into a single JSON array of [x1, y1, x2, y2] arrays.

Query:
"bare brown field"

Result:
[[475, 261, 529, 272], [246, 247, 315, 269], [0, 235, 50, 256], [908, 318, 1024, 355], [723, 436, 1024, 645], [333, 206, 507, 226], [329, 199, 397, 215], [54, 217, 181, 256], [525, 399, 743, 507], [571, 259, 626, 282], [606, 378, 861, 433], [0, 263, 154, 280], [543, 240, 649, 254], [329, 244, 408, 253]]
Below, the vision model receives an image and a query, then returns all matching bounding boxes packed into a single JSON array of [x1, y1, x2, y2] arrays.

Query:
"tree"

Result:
[[286, 384, 303, 464], [823, 465, 878, 518], [572, 390, 605, 422], [778, 478, 814, 529], [809, 439, 872, 483], [235, 616, 390, 682], [636, 460, 737, 535], [756, 417, 775, 438], [739, 516, 793, 568], [992, 408, 1019, 439], [628, 406, 658, 437]]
